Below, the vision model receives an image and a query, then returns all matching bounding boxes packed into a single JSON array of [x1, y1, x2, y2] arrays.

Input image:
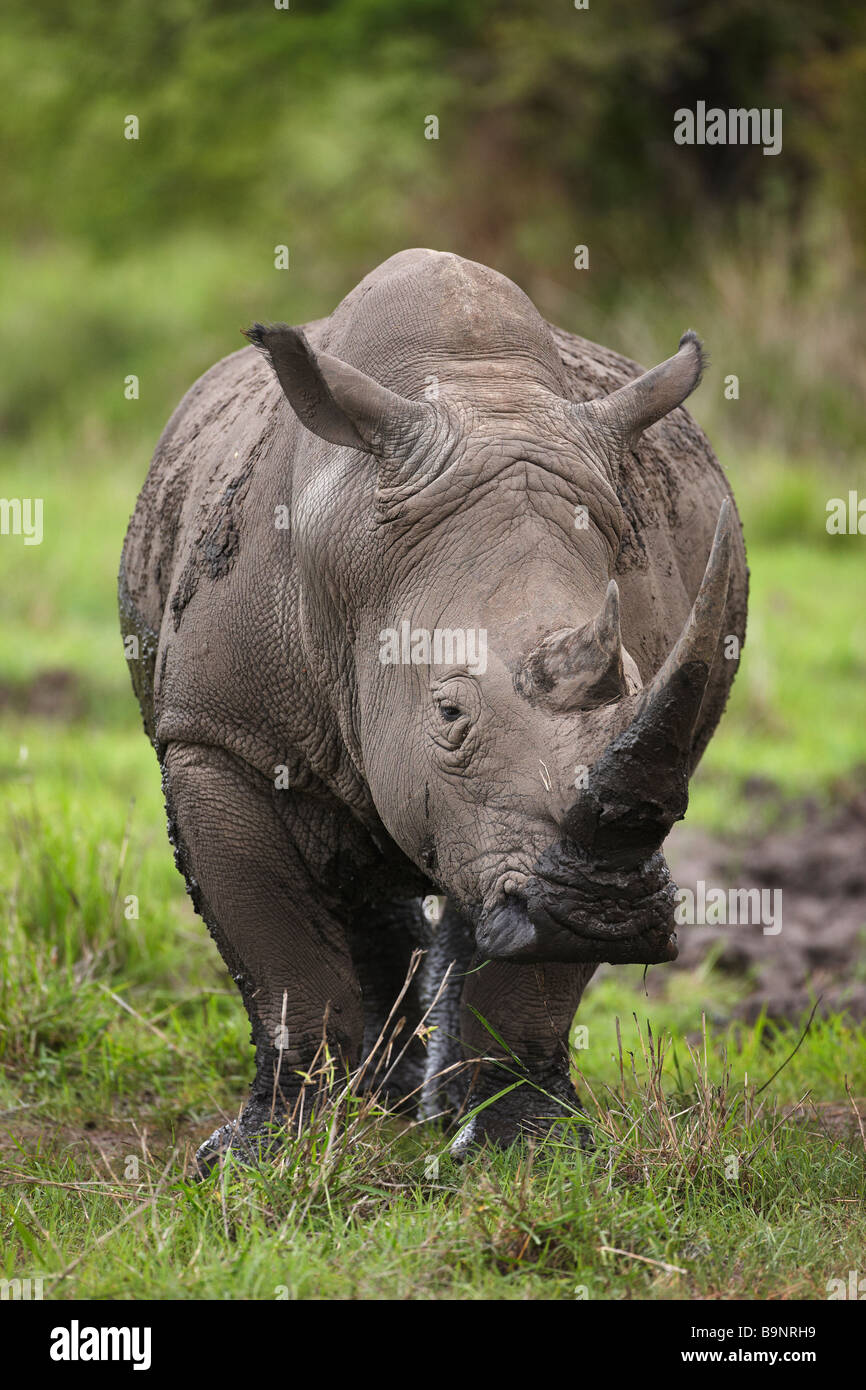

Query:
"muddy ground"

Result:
[[664, 785, 866, 1023]]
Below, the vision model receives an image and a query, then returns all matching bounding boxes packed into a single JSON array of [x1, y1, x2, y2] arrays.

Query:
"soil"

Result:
[[665, 787, 866, 1022]]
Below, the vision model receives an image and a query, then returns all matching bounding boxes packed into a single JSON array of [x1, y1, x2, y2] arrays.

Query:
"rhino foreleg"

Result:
[[451, 958, 597, 1155], [160, 742, 364, 1174], [417, 903, 477, 1120]]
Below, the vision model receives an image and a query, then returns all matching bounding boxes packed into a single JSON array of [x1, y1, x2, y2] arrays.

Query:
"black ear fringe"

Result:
[[242, 321, 293, 354], [242, 322, 268, 350], [678, 329, 708, 385]]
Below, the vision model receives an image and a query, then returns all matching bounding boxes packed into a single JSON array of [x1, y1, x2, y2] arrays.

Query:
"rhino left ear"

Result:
[[575, 331, 706, 450], [244, 323, 432, 455]]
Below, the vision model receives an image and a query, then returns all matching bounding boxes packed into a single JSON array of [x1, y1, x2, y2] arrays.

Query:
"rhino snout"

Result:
[[475, 846, 679, 965]]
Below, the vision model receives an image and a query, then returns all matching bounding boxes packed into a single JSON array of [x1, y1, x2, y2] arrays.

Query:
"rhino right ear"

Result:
[[244, 323, 432, 455]]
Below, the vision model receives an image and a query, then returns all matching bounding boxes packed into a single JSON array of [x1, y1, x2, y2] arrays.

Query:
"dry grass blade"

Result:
[[843, 1076, 866, 1156], [598, 1245, 687, 1276]]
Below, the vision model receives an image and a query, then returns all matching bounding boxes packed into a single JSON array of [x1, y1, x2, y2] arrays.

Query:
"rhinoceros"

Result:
[[119, 248, 747, 1167]]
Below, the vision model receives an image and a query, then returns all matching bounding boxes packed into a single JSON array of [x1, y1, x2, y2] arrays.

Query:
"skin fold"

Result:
[[119, 249, 747, 1166]]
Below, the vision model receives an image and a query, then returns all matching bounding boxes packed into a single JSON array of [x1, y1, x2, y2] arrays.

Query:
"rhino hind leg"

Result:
[[412, 909, 594, 1150], [348, 900, 485, 1123], [417, 903, 477, 1121], [160, 742, 365, 1175], [345, 899, 432, 1110]]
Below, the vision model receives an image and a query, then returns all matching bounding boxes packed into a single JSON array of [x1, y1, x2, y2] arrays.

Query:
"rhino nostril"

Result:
[[501, 872, 529, 900]]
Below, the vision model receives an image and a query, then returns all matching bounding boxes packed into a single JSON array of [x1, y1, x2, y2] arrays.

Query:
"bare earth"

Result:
[[665, 788, 866, 1022]]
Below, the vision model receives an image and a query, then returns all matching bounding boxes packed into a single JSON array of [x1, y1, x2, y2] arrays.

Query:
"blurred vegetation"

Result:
[[0, 0, 864, 459]]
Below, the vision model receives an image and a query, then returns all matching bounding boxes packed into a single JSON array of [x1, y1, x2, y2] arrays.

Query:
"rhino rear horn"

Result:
[[516, 580, 631, 711], [564, 499, 733, 862], [244, 323, 433, 456], [575, 331, 706, 450]]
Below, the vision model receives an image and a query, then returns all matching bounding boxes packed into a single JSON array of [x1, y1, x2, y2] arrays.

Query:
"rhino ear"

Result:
[[575, 331, 706, 450], [244, 323, 432, 455]]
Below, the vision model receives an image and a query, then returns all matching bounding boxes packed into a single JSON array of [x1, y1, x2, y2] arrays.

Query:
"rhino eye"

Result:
[[431, 681, 479, 752], [439, 703, 462, 723]]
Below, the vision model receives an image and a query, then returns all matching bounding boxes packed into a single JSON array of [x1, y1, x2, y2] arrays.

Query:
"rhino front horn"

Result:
[[564, 499, 733, 863]]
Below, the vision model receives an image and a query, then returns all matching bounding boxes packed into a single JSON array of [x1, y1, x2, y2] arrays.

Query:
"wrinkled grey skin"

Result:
[[119, 249, 747, 1167]]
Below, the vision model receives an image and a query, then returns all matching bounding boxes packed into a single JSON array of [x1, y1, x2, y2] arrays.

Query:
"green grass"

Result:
[[2, 979, 864, 1299]]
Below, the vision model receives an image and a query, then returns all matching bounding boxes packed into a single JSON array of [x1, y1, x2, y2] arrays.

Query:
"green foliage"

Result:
[[0, 0, 864, 459], [3, 0, 864, 257]]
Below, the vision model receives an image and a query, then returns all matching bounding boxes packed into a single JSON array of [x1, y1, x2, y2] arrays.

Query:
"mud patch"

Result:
[[0, 669, 85, 721], [665, 788, 866, 1021], [0, 1114, 206, 1177], [786, 1098, 866, 1145], [169, 410, 279, 632], [170, 476, 247, 630]]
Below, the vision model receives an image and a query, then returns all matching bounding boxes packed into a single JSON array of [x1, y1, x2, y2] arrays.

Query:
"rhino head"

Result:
[[247, 296, 731, 968]]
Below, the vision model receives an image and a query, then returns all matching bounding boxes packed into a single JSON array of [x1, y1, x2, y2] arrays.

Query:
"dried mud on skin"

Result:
[[665, 788, 866, 1022]]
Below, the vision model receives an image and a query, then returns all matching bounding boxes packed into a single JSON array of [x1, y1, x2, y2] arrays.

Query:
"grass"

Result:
[[2, 982, 864, 1300], [1, 237, 865, 1300]]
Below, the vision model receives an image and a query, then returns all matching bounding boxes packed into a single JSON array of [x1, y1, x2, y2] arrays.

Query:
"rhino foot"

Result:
[[193, 1098, 288, 1178], [449, 1066, 591, 1160]]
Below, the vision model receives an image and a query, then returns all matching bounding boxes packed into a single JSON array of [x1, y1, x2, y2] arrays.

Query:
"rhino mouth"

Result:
[[475, 850, 679, 964]]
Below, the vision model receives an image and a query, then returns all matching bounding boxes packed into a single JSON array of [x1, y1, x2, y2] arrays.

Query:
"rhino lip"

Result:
[[475, 852, 679, 965]]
